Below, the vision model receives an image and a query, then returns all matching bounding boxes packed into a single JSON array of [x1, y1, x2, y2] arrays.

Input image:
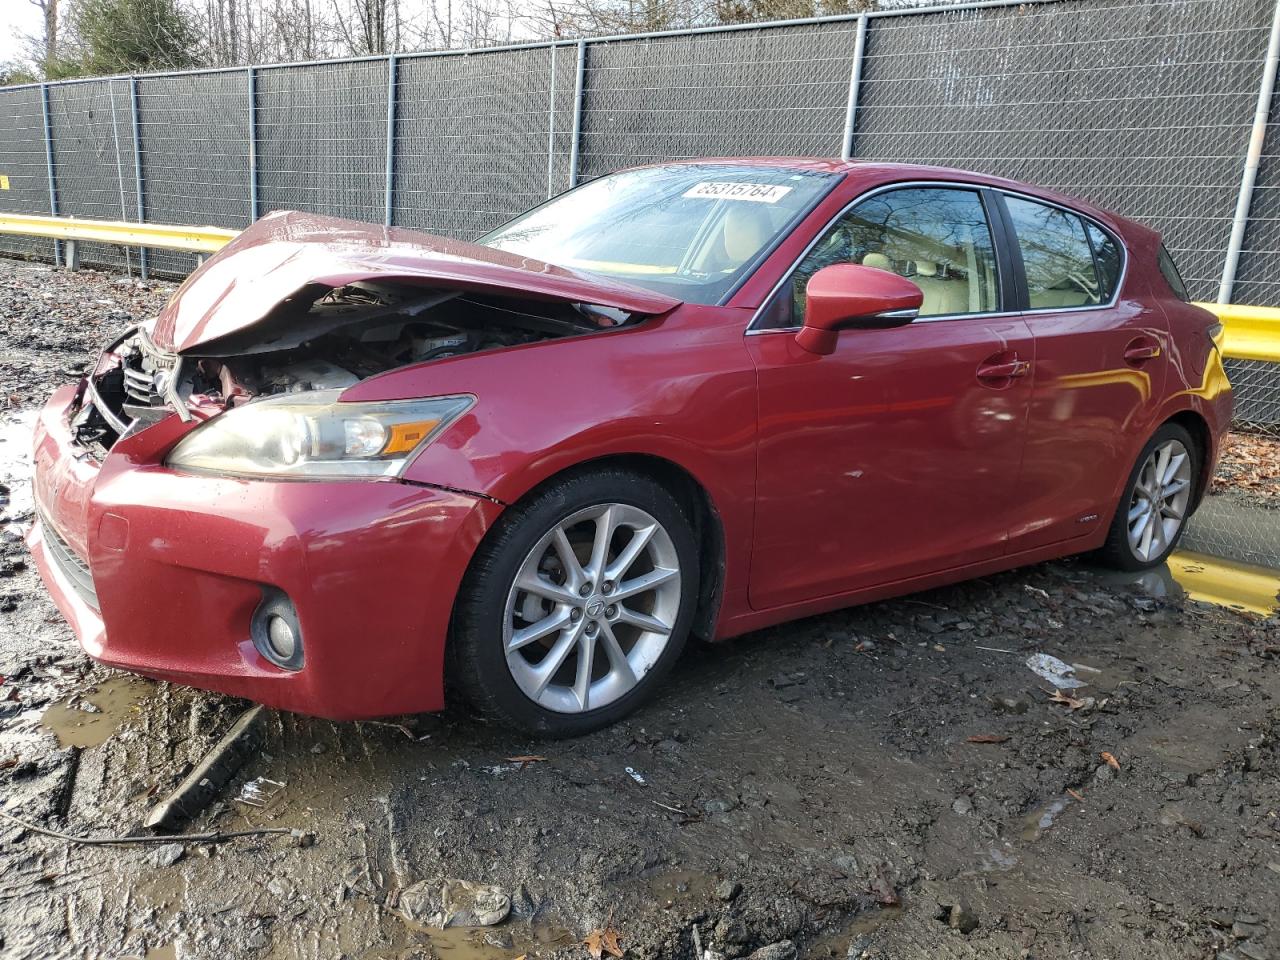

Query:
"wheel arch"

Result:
[[1162, 407, 1214, 511], [460, 451, 728, 645]]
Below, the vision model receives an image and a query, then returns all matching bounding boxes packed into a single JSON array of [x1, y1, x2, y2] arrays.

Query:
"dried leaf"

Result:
[[966, 734, 1010, 744], [505, 755, 547, 765], [870, 863, 900, 906], [1101, 751, 1121, 770], [1049, 689, 1087, 709], [1066, 788, 1085, 801], [583, 926, 624, 960]]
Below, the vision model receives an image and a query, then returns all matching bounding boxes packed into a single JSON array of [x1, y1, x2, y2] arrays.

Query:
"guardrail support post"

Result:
[[247, 67, 260, 223], [840, 14, 869, 161], [1219, 0, 1280, 303], [384, 54, 398, 227], [65, 239, 80, 271], [129, 77, 148, 280], [40, 83, 61, 267], [568, 39, 586, 189]]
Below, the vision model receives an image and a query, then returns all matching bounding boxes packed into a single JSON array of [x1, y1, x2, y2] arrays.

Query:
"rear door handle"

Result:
[[1124, 340, 1162, 363], [976, 358, 1031, 380]]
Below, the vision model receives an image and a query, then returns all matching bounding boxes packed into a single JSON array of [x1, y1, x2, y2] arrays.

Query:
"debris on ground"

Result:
[[146, 704, 265, 829], [236, 776, 286, 808], [1025, 652, 1089, 688], [398, 879, 512, 928], [1212, 432, 1280, 503], [583, 918, 625, 960]]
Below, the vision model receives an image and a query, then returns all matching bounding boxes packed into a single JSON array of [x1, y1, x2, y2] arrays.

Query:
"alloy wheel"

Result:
[[1126, 438, 1192, 563], [503, 503, 681, 714]]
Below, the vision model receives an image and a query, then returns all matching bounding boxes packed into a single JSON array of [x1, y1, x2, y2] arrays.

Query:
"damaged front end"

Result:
[[66, 210, 680, 464], [30, 212, 682, 717], [70, 280, 625, 463]]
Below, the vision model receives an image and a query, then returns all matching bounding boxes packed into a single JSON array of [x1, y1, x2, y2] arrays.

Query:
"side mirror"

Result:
[[796, 263, 924, 355]]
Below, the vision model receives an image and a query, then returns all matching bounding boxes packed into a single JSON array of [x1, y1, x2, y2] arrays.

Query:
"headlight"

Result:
[[166, 390, 473, 479]]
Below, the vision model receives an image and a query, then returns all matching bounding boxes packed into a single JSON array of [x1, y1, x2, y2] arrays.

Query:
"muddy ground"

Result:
[[1, 259, 1278, 960]]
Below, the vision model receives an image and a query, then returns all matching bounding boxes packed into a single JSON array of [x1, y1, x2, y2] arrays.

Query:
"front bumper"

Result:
[[27, 385, 502, 719]]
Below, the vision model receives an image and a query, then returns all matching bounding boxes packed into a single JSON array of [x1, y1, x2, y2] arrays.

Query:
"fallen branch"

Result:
[[0, 809, 295, 847]]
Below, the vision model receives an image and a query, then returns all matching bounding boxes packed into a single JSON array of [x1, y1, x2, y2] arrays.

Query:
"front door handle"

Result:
[[976, 358, 1031, 380]]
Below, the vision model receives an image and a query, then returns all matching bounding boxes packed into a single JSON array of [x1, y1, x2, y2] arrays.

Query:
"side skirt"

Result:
[[714, 532, 1105, 641]]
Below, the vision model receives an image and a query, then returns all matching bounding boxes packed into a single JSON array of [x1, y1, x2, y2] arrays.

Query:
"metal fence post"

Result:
[[129, 77, 148, 279], [568, 39, 586, 189], [1220, 0, 1280, 303], [384, 54, 398, 226], [247, 66, 260, 223], [840, 14, 869, 161], [108, 79, 135, 276], [546, 44, 558, 199], [40, 82, 61, 266]]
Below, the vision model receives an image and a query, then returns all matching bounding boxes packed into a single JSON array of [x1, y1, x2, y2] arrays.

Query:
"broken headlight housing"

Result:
[[165, 390, 473, 479]]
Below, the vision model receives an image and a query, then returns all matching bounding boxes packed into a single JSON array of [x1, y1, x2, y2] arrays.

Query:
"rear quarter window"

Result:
[[1158, 245, 1191, 301], [1085, 222, 1123, 301]]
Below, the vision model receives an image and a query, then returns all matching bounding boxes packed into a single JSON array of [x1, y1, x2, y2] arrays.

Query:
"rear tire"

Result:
[[448, 468, 699, 738], [1095, 422, 1200, 571]]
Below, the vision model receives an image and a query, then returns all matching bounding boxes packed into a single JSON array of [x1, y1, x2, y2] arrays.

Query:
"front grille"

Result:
[[38, 506, 99, 610], [123, 364, 162, 406]]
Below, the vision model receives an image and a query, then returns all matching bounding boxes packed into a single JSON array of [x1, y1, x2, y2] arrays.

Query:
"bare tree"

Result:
[[25, 0, 60, 65]]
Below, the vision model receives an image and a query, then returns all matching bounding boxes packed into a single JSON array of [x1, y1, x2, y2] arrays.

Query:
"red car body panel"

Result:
[[27, 159, 1234, 719], [151, 210, 682, 354], [30, 386, 501, 718]]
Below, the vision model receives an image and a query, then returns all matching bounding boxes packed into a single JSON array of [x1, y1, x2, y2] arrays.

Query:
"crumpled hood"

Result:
[[151, 210, 682, 354]]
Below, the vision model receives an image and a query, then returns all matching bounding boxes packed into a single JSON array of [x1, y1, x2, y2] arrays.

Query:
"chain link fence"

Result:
[[0, 0, 1278, 565]]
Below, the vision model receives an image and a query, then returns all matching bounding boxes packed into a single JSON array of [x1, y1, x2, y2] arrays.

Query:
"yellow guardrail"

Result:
[[1168, 550, 1280, 615], [1196, 302, 1280, 363], [0, 212, 238, 256], [0, 212, 1275, 363]]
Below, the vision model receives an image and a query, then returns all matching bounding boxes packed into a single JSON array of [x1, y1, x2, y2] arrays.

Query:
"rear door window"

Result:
[[1005, 195, 1104, 309]]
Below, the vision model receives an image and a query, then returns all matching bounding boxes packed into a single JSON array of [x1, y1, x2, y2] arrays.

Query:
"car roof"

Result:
[[636, 157, 1154, 243]]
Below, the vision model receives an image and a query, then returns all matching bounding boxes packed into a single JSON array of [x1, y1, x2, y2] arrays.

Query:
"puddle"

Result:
[[0, 409, 37, 521], [646, 868, 716, 907], [978, 841, 1019, 872], [1019, 795, 1074, 842], [41, 676, 150, 748], [1083, 551, 1280, 616], [425, 923, 573, 960], [803, 907, 903, 959], [383, 922, 573, 960], [1166, 551, 1280, 616]]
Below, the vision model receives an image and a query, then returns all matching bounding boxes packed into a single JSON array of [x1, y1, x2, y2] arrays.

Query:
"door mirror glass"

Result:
[[797, 264, 924, 355]]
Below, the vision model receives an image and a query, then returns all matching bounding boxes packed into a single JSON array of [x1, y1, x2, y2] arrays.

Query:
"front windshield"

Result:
[[480, 164, 838, 305]]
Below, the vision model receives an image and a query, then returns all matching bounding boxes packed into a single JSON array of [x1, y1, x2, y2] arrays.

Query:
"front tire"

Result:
[[1095, 423, 1199, 571], [448, 468, 699, 738]]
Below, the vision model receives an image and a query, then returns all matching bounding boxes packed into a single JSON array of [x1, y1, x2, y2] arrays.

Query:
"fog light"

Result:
[[266, 615, 297, 661], [251, 588, 304, 670]]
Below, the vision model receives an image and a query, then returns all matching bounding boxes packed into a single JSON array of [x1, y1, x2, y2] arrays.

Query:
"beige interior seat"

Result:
[[861, 252, 893, 271], [1029, 280, 1093, 309], [721, 205, 775, 267], [911, 260, 969, 315]]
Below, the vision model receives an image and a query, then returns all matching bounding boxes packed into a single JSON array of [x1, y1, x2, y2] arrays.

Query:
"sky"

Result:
[[1, 0, 43, 64]]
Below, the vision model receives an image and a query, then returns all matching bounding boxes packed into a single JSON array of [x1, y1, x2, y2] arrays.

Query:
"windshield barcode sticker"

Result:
[[683, 182, 793, 203]]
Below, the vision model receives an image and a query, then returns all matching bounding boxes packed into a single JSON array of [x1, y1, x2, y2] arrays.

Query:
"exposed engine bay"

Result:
[[70, 280, 629, 456]]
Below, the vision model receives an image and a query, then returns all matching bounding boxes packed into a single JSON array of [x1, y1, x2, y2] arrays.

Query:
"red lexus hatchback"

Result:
[[28, 159, 1231, 736]]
